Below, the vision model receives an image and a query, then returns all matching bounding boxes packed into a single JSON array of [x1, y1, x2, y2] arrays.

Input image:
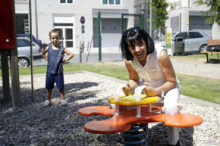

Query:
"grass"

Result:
[[1, 62, 219, 104], [177, 74, 220, 104]]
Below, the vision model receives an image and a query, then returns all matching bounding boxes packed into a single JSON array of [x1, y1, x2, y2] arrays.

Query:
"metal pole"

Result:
[[80, 41, 82, 63], [149, 0, 152, 37], [140, 14, 145, 29], [179, 13, 181, 32], [29, 0, 34, 101], [121, 14, 124, 34], [98, 11, 102, 62], [34, 0, 38, 40], [86, 18, 98, 62]]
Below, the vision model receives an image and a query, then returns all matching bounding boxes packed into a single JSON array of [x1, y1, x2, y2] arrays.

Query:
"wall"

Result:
[[165, 0, 211, 35], [15, 0, 135, 53]]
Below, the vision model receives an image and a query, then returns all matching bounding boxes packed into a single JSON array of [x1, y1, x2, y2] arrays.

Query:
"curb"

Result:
[[180, 94, 220, 108]]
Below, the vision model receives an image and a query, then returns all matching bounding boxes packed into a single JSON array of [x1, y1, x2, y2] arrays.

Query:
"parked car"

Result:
[[17, 34, 42, 49], [17, 37, 41, 68], [154, 31, 211, 55], [0, 37, 41, 68]]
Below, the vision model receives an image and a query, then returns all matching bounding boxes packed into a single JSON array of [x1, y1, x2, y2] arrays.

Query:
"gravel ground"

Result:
[[0, 70, 219, 146]]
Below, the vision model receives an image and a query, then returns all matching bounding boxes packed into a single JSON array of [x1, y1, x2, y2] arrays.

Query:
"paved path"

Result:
[[102, 56, 220, 80], [171, 58, 220, 80]]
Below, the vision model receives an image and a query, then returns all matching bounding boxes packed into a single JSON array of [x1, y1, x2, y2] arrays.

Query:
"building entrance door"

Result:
[[54, 15, 75, 50], [54, 26, 74, 49]]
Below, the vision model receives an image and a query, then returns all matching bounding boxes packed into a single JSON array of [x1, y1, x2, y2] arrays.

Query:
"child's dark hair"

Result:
[[120, 26, 154, 61], [49, 29, 60, 38]]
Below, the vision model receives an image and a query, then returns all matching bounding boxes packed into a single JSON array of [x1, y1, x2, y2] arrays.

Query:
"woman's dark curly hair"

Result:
[[120, 26, 154, 61]]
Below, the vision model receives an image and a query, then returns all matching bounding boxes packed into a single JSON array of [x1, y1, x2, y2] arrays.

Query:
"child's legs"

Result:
[[163, 87, 181, 145], [47, 89, 53, 101], [54, 72, 65, 100], [60, 89, 65, 100], [46, 72, 55, 100]]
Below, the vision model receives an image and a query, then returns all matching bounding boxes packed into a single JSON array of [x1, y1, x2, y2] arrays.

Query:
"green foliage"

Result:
[[151, 0, 169, 29], [194, 0, 220, 25]]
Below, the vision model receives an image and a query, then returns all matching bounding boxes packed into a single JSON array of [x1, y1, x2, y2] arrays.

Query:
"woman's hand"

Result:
[[121, 80, 137, 96], [127, 80, 138, 91], [143, 83, 159, 97]]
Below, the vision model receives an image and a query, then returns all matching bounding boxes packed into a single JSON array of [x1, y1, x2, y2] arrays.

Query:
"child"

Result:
[[42, 29, 74, 106]]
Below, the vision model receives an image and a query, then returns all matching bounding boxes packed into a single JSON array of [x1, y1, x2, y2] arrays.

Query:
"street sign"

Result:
[[81, 25, 85, 33], [80, 16, 85, 24]]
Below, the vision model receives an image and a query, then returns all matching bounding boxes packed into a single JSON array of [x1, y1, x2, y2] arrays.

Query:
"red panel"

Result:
[[0, 0, 15, 49]]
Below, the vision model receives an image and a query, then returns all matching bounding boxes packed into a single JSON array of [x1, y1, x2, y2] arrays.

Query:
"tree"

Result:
[[194, 0, 220, 25], [146, 0, 168, 39], [151, 0, 168, 29]]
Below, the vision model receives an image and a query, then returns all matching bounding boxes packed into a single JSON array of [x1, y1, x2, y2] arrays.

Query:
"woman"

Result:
[[120, 26, 181, 146]]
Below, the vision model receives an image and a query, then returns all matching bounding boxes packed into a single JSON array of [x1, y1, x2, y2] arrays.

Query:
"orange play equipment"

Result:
[[78, 105, 203, 134], [78, 86, 203, 145]]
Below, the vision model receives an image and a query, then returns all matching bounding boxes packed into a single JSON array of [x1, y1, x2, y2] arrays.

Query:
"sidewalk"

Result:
[[33, 47, 123, 66], [75, 46, 122, 54]]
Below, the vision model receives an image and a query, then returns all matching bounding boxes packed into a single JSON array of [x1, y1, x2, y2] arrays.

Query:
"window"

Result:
[[17, 39, 30, 47], [189, 32, 203, 39], [102, 0, 121, 5], [116, 0, 120, 4], [109, 0, 114, 4], [175, 32, 189, 39], [103, 0, 107, 4], [65, 28, 73, 47], [60, 0, 73, 4]]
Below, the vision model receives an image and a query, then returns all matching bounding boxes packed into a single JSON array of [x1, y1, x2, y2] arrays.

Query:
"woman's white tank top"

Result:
[[130, 48, 167, 88]]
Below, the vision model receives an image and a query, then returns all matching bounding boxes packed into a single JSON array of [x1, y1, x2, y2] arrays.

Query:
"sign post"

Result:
[[80, 16, 85, 63], [166, 28, 172, 55], [98, 11, 102, 62]]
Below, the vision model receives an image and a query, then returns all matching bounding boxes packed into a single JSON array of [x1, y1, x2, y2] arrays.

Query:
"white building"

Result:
[[134, 0, 213, 38], [15, 0, 135, 53], [166, 0, 212, 36]]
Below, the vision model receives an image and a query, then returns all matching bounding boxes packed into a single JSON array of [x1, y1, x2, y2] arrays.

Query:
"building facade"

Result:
[[165, 0, 212, 36], [134, 0, 213, 38], [15, 0, 135, 53]]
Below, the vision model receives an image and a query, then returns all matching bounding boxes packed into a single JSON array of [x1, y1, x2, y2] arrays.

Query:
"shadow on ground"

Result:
[[0, 80, 195, 145]]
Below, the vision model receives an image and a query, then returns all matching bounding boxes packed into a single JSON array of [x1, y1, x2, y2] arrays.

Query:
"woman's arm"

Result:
[[125, 59, 139, 91], [41, 46, 49, 61], [62, 48, 74, 64], [153, 49, 177, 95]]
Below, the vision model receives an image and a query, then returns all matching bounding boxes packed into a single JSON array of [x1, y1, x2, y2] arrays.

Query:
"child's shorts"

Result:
[[46, 72, 64, 90]]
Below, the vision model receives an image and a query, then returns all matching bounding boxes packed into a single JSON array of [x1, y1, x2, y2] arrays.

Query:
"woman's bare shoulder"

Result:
[[158, 49, 169, 61]]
